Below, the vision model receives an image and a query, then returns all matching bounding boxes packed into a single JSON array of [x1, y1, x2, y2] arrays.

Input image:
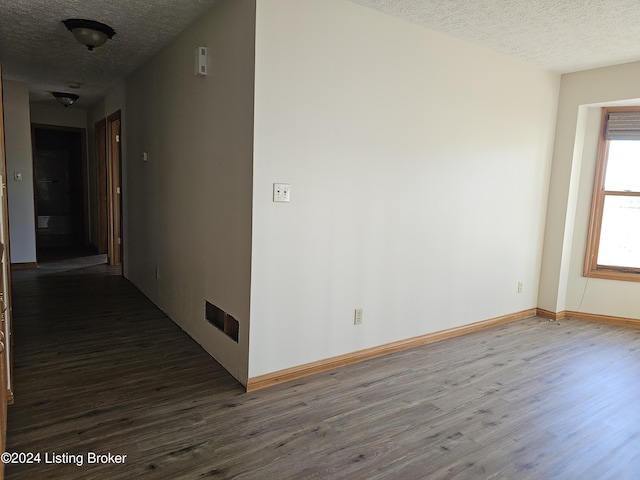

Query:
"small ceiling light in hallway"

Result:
[[51, 92, 79, 107]]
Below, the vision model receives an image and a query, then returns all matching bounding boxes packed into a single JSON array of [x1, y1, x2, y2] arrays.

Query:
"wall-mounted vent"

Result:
[[205, 301, 239, 343], [195, 46, 207, 76]]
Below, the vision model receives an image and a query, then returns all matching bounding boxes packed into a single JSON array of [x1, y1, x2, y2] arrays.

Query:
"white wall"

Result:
[[3, 81, 36, 264], [30, 103, 87, 130], [125, 0, 255, 384], [249, 0, 560, 377], [539, 62, 640, 318], [87, 99, 106, 249]]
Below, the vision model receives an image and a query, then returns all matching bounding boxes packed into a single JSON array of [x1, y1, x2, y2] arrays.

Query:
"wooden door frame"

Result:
[[30, 124, 89, 254], [106, 111, 122, 267], [0, 67, 13, 402], [0, 63, 12, 478], [95, 119, 108, 254]]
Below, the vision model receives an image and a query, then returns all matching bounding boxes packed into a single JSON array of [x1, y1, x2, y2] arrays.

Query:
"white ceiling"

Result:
[[349, 0, 640, 73], [1, 0, 640, 110]]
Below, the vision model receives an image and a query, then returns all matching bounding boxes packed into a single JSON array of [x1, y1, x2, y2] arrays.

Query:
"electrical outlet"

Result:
[[354, 308, 363, 325], [518, 281, 523, 293], [273, 183, 291, 202]]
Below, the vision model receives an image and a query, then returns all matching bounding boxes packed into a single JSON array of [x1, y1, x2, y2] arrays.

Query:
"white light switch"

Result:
[[273, 183, 290, 202], [14, 172, 22, 182]]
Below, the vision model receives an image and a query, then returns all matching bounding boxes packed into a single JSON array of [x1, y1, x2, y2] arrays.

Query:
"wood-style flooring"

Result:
[[5, 263, 640, 479]]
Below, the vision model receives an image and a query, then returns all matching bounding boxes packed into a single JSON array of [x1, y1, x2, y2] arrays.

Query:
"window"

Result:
[[584, 107, 640, 281]]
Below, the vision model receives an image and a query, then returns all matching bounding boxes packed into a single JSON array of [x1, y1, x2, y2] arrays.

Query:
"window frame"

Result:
[[584, 106, 640, 282]]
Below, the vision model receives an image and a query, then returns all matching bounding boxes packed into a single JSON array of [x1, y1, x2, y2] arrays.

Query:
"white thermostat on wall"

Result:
[[195, 47, 207, 76]]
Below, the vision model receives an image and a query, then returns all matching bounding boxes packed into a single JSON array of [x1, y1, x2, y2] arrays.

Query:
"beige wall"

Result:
[[125, 0, 256, 384], [539, 62, 640, 318], [3, 80, 36, 264], [249, 0, 560, 377], [87, 99, 106, 249], [30, 103, 87, 130]]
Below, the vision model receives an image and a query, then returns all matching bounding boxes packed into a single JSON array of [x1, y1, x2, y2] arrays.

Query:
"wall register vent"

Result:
[[205, 301, 239, 343]]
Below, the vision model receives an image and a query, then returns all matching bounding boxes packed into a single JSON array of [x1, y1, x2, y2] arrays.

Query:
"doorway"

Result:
[[96, 111, 123, 267], [107, 111, 122, 267], [32, 125, 89, 261]]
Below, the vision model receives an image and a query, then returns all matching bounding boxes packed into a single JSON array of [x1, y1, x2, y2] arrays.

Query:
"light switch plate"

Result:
[[273, 183, 290, 202]]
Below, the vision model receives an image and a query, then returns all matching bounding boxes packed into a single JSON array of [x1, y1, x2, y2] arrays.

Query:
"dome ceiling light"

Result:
[[62, 19, 115, 51], [52, 92, 79, 107]]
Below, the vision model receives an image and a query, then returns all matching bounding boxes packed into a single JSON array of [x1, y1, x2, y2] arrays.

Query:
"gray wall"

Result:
[[124, 0, 256, 384], [4, 81, 36, 264]]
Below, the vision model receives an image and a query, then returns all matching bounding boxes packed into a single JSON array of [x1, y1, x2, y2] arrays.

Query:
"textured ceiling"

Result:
[[2, 1, 640, 110], [0, 0, 219, 108], [349, 0, 640, 73]]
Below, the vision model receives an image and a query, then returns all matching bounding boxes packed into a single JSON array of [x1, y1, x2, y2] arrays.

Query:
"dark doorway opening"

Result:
[[32, 125, 88, 262]]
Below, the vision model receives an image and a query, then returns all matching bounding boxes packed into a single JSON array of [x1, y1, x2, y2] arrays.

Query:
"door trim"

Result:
[[0, 64, 13, 475], [106, 111, 122, 267]]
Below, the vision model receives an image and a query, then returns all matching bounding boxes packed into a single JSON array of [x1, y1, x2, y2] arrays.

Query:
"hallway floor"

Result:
[[35, 247, 108, 272], [6, 263, 243, 479]]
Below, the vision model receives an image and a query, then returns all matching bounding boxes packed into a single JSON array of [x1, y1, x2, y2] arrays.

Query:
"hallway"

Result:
[[6, 263, 243, 479]]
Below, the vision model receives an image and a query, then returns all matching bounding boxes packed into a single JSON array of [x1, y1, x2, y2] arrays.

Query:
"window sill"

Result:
[[584, 268, 640, 283]]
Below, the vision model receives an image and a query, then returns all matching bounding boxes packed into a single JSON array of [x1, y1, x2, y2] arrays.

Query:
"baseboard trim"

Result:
[[536, 308, 640, 327], [10, 262, 37, 270], [565, 311, 640, 328], [536, 308, 567, 321], [246, 308, 537, 392]]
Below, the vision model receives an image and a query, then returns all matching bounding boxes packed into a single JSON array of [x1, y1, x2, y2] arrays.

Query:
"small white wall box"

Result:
[[195, 47, 207, 76]]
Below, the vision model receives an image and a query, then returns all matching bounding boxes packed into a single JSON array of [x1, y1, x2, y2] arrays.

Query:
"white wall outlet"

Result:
[[273, 183, 291, 202], [518, 281, 523, 293], [354, 308, 363, 325]]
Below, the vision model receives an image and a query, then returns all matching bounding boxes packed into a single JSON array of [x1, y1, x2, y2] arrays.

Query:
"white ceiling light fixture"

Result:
[[52, 91, 79, 107], [62, 18, 116, 51]]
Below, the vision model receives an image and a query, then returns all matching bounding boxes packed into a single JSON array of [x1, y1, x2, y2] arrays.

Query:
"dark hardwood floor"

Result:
[[5, 263, 640, 479]]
